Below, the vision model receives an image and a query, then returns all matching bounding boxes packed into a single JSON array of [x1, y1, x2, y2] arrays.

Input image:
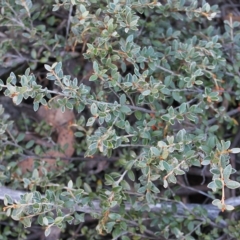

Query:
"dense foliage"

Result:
[[1, 0, 240, 239]]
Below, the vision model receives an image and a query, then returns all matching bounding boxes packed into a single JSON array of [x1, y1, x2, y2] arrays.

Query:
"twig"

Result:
[[115, 170, 128, 185], [112, 231, 128, 240], [89, 99, 155, 114], [156, 65, 180, 76], [66, 5, 72, 38], [176, 183, 213, 199], [127, 104, 155, 113], [164, 160, 185, 180], [183, 222, 202, 239], [207, 108, 240, 125]]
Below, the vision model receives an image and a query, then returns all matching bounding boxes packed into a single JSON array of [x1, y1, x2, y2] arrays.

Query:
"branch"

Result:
[[1, 186, 239, 227]]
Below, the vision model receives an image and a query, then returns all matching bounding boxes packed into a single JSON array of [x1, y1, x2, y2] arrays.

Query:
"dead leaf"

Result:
[[19, 105, 75, 175]]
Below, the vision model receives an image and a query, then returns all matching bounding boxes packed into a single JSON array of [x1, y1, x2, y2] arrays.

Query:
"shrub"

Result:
[[1, 0, 240, 239]]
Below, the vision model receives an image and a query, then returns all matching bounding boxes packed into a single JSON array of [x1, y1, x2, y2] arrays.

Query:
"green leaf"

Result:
[[21, 217, 31, 228], [4, 195, 13, 205], [163, 179, 168, 188], [214, 179, 222, 188], [74, 132, 85, 138], [83, 183, 92, 193], [54, 62, 62, 73], [223, 164, 232, 180], [126, 34, 133, 43], [225, 205, 234, 211], [74, 212, 85, 222], [210, 168, 220, 175], [106, 221, 115, 233], [26, 140, 35, 149], [122, 236, 130, 240], [231, 148, 240, 153], [120, 94, 126, 105], [86, 117, 96, 126], [121, 180, 131, 190], [142, 89, 151, 96], [127, 170, 135, 181], [120, 105, 131, 114], [151, 184, 160, 193], [44, 64, 52, 71], [109, 213, 121, 220], [146, 192, 153, 204], [45, 227, 51, 237], [16, 133, 25, 143], [125, 160, 135, 170], [150, 147, 160, 156], [179, 103, 187, 114], [212, 199, 222, 208], [90, 103, 98, 115], [105, 174, 114, 184], [66, 101, 73, 110], [208, 125, 219, 132], [225, 180, 240, 189], [32, 170, 39, 180], [134, 110, 142, 120], [54, 217, 64, 225], [34, 102, 39, 111], [80, 4, 86, 13], [208, 181, 217, 191], [93, 61, 99, 73], [163, 161, 171, 171], [6, 208, 11, 217], [43, 217, 48, 226], [68, 180, 73, 189], [65, 215, 74, 224], [89, 74, 98, 81], [150, 174, 160, 181]]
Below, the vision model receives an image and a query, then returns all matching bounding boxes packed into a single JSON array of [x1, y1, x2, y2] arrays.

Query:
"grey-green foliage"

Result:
[[1, 0, 240, 239]]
